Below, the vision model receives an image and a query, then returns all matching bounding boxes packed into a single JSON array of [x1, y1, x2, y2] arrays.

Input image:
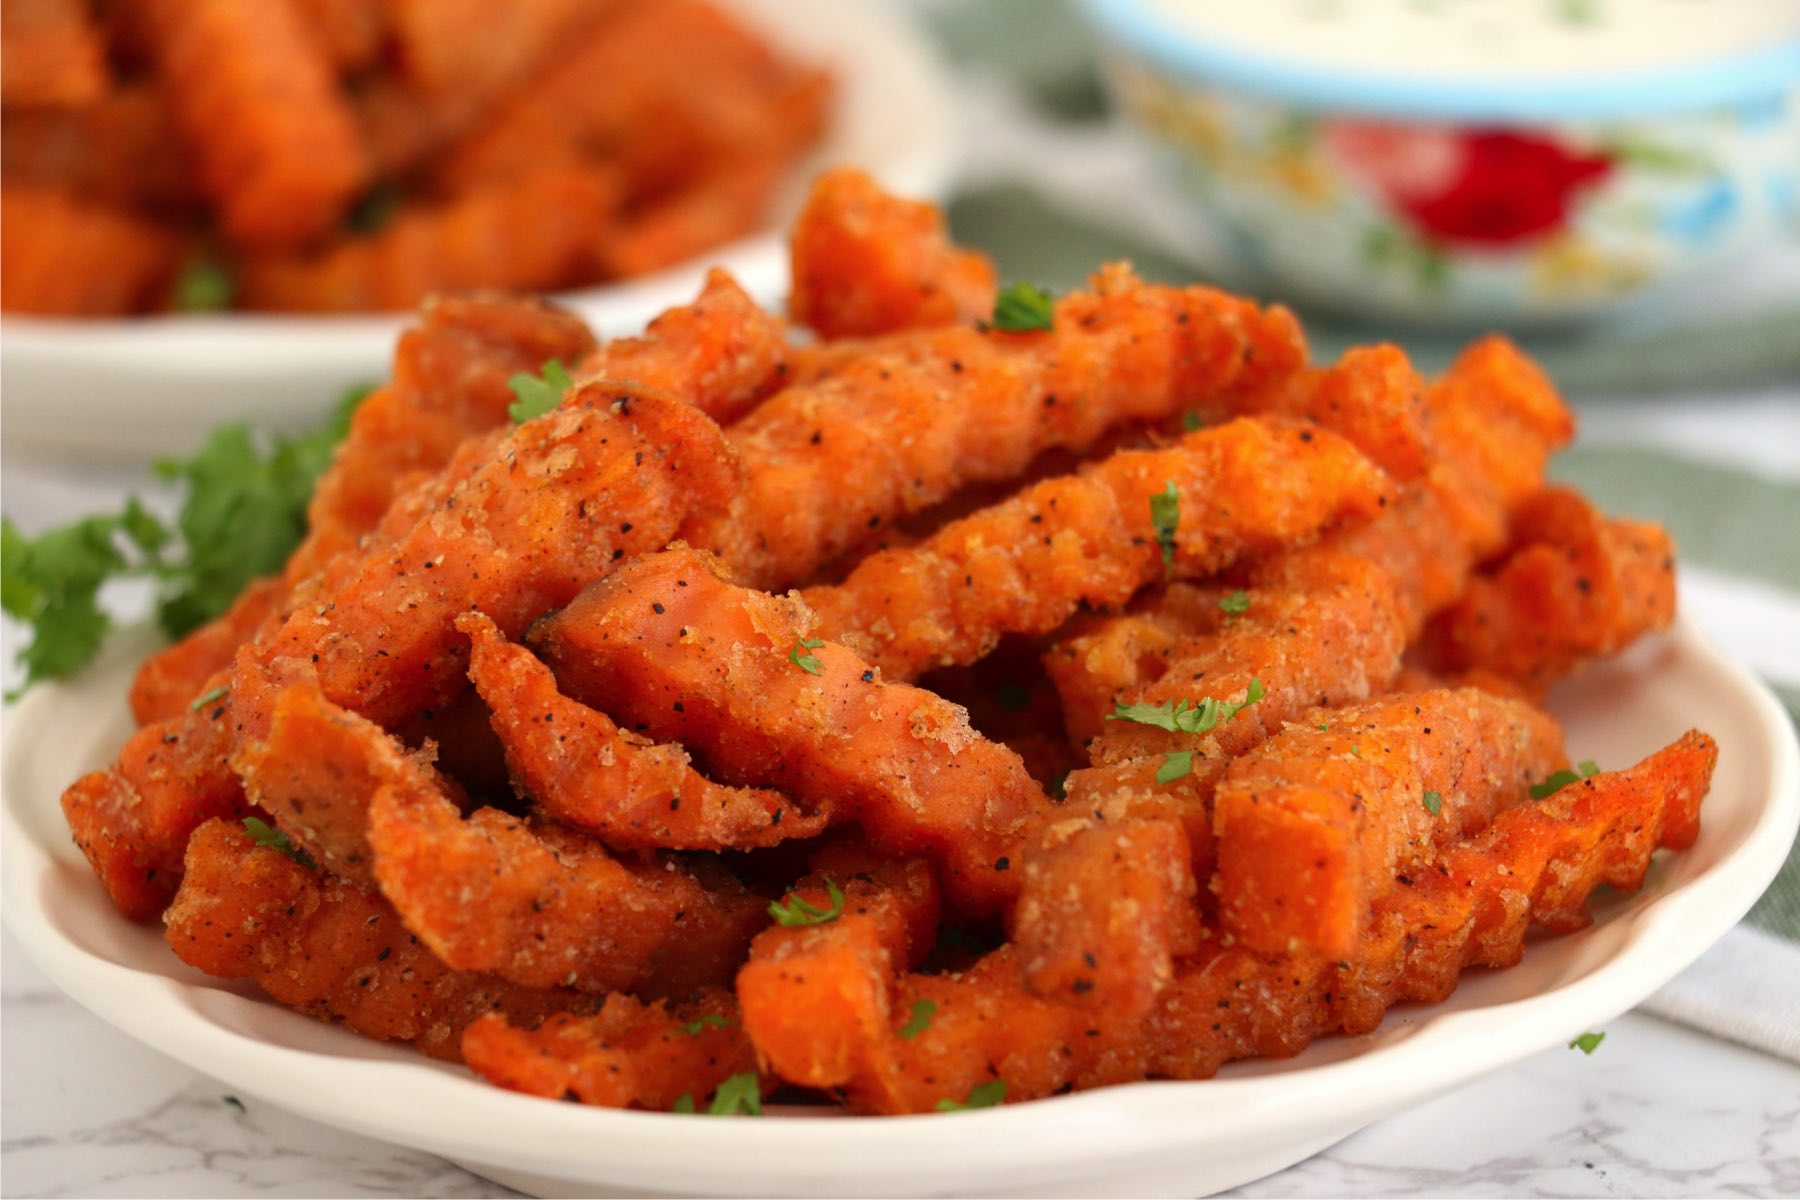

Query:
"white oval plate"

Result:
[[0, 0, 954, 461], [3, 614, 1795, 1198]]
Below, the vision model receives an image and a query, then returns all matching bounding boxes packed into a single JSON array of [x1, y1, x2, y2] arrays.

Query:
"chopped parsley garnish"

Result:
[[767, 877, 844, 927], [1181, 411, 1203, 432], [671, 1093, 696, 1113], [681, 1014, 735, 1036], [189, 685, 229, 712], [898, 999, 937, 1040], [1149, 480, 1180, 576], [1422, 789, 1442, 816], [788, 637, 825, 675], [1530, 760, 1602, 800], [936, 1079, 1006, 1111], [1218, 589, 1251, 615], [1569, 1031, 1605, 1055], [242, 817, 315, 869], [705, 1072, 763, 1116], [507, 359, 573, 424], [1107, 678, 1266, 735], [173, 254, 235, 312], [1156, 750, 1193, 784], [987, 283, 1055, 332]]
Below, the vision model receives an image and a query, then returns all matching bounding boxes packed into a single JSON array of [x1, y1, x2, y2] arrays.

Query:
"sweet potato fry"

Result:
[[165, 819, 587, 1060], [0, 184, 182, 315], [1213, 687, 1567, 958], [1423, 486, 1677, 693], [1, 0, 107, 106], [460, 610, 827, 851], [291, 0, 386, 72], [529, 546, 1052, 915], [597, 156, 788, 280], [238, 164, 619, 312], [682, 268, 1312, 590], [463, 989, 755, 1110], [1, 85, 198, 214], [806, 418, 1392, 681], [385, 0, 605, 98], [130, 0, 367, 249], [789, 167, 997, 339]]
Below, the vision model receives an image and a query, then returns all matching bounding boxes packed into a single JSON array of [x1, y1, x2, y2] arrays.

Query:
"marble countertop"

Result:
[[5, 925, 1796, 1198]]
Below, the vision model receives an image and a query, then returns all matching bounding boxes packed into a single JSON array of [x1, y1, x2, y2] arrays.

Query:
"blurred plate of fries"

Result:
[[5, 613, 1793, 1198], [0, 0, 952, 459]]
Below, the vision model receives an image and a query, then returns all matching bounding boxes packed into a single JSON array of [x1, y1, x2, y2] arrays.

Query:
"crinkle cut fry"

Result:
[[129, 0, 366, 250], [789, 166, 997, 339], [598, 154, 797, 281], [463, 989, 758, 1111], [680, 265, 1309, 591], [802, 417, 1394, 681], [385, 0, 602, 98], [1423, 486, 1677, 693], [1, 85, 199, 214], [165, 819, 588, 1062], [1146, 731, 1716, 1079], [367, 773, 767, 996], [459, 610, 828, 851], [1213, 688, 1568, 959], [0, 185, 182, 316], [0, 0, 108, 106], [528, 546, 1053, 916], [129, 292, 599, 726], [68, 384, 736, 920]]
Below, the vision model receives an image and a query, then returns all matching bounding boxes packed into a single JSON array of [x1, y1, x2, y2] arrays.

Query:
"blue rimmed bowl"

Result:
[[1079, 0, 1800, 324]]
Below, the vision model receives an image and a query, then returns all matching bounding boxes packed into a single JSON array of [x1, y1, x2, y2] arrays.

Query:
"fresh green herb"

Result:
[[1554, 0, 1601, 26], [767, 877, 844, 927], [1218, 589, 1251, 615], [1107, 678, 1266, 735], [346, 184, 403, 235], [1531, 760, 1601, 800], [1156, 750, 1193, 784], [1317, 723, 1329, 732], [1049, 770, 1070, 801], [994, 680, 1031, 711], [1422, 789, 1442, 816], [2, 386, 366, 697], [173, 254, 235, 312], [898, 999, 937, 1040], [190, 684, 229, 712], [671, 1093, 696, 1113], [1569, 1031, 1605, 1055], [987, 283, 1056, 333], [936, 1079, 1006, 1111], [788, 637, 825, 675], [1149, 480, 1180, 576], [706, 1072, 763, 1116], [507, 359, 573, 424], [1351, 743, 1362, 759], [242, 816, 315, 869], [1181, 411, 1203, 432], [222, 1095, 246, 1113], [681, 1014, 735, 1036]]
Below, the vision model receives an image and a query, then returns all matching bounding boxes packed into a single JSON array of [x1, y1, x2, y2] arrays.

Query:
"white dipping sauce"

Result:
[[1147, 0, 1800, 81]]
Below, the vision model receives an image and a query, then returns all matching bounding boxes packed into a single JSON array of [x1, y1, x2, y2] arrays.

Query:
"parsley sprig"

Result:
[[2, 386, 367, 698], [788, 637, 825, 675], [673, 1071, 763, 1116], [986, 283, 1056, 333], [936, 1079, 1006, 1111], [767, 877, 845, 927], [507, 359, 573, 424], [1149, 480, 1180, 576], [1107, 678, 1267, 736], [898, 999, 937, 1040], [1569, 1030, 1605, 1055], [681, 1014, 735, 1036], [243, 816, 315, 869], [1531, 760, 1601, 800]]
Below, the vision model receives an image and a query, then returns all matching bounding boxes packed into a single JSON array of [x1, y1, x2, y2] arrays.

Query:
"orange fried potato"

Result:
[[597, 156, 788, 280], [0, 184, 182, 315], [291, 0, 386, 72], [1, 85, 199, 215], [1423, 486, 1677, 693], [131, 0, 367, 250], [460, 610, 827, 851], [682, 266, 1310, 590], [789, 166, 997, 339], [1, 0, 107, 106], [805, 417, 1393, 681], [385, 0, 605, 98], [529, 546, 1052, 915], [463, 989, 755, 1110], [238, 164, 619, 313], [165, 819, 587, 1061], [1213, 688, 1567, 958]]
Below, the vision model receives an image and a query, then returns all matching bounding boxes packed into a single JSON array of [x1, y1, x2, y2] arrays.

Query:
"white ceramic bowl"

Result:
[[4, 613, 1795, 1198], [1079, 0, 1800, 326], [0, 0, 954, 461]]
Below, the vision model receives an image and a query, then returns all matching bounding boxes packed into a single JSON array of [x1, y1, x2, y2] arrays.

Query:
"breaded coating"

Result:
[[2, 85, 198, 214], [576, 268, 791, 425], [238, 164, 619, 313], [463, 989, 755, 1110], [0, 184, 182, 315], [385, 0, 603, 98], [460, 611, 827, 851], [368, 782, 766, 996], [1213, 688, 1567, 958], [789, 166, 998, 339], [803, 418, 1393, 680], [1423, 486, 1677, 693], [528, 546, 1052, 915], [1, 0, 107, 106], [680, 266, 1309, 591], [1058, 753, 1228, 889], [165, 819, 586, 1061], [130, 0, 367, 249], [1147, 731, 1715, 1078], [290, 0, 385, 72], [598, 155, 793, 280]]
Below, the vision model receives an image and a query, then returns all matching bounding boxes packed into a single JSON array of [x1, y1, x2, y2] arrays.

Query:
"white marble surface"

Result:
[[3, 924, 1795, 1199]]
